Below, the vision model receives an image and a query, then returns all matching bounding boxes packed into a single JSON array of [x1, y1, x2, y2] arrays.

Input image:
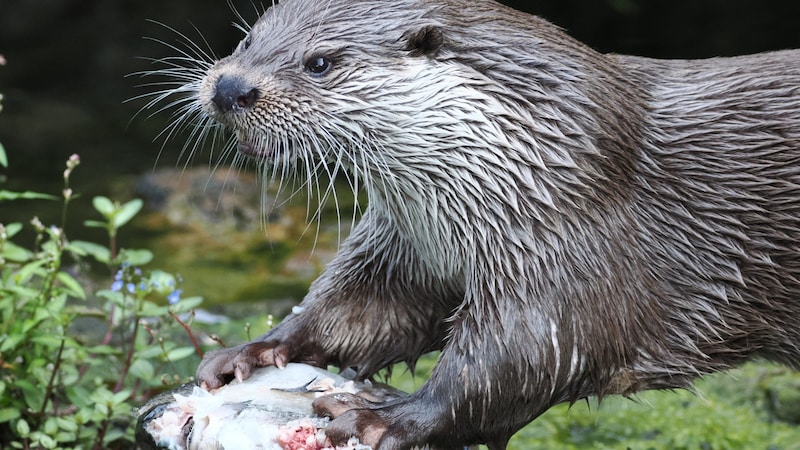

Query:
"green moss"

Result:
[[233, 277, 310, 303], [244, 239, 294, 271]]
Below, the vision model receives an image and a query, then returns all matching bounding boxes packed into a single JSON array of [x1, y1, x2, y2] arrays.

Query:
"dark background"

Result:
[[0, 0, 798, 191]]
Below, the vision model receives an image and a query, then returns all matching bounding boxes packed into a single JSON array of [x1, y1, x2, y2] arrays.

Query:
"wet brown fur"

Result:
[[185, 0, 800, 448]]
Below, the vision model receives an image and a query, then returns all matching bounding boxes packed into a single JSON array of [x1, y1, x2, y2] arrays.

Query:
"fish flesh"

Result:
[[135, 363, 404, 450]]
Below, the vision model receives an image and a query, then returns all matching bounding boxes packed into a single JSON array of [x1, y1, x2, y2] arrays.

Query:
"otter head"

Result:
[[198, 0, 448, 174], [185, 0, 642, 273]]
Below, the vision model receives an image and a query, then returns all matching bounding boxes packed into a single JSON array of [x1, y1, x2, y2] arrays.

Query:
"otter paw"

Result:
[[313, 393, 389, 448], [196, 341, 290, 389]]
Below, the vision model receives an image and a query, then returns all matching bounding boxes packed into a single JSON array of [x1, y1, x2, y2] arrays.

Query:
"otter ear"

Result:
[[403, 26, 444, 57]]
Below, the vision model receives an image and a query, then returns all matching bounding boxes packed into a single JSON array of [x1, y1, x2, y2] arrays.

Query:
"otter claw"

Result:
[[234, 366, 245, 383], [274, 347, 290, 368], [313, 395, 388, 448]]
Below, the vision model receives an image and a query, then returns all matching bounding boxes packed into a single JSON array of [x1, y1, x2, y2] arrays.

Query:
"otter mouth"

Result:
[[236, 137, 264, 158], [235, 130, 277, 160]]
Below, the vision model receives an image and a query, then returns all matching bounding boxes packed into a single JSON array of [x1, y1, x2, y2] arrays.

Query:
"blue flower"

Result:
[[126, 283, 136, 294], [111, 280, 123, 292], [167, 289, 183, 305]]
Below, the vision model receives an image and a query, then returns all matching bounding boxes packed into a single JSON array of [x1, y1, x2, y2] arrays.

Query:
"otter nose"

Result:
[[212, 75, 259, 112]]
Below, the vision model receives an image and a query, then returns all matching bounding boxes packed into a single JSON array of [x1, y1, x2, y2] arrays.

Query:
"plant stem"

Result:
[[91, 405, 113, 450], [170, 311, 204, 358], [38, 337, 65, 418], [113, 315, 139, 394]]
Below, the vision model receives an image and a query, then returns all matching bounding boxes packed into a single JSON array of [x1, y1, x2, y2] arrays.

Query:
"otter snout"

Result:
[[211, 75, 259, 113]]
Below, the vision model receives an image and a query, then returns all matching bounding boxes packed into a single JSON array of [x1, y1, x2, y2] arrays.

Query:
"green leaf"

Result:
[[84, 344, 119, 355], [112, 198, 143, 229], [165, 346, 196, 361], [30, 335, 66, 349], [4, 285, 39, 299], [14, 259, 47, 284], [15, 419, 30, 437], [170, 295, 203, 313], [0, 407, 20, 423], [117, 248, 153, 266], [0, 141, 7, 168], [139, 300, 169, 317], [111, 389, 132, 405], [82, 219, 108, 229], [56, 416, 79, 432], [67, 240, 111, 264], [92, 196, 115, 217], [4, 222, 22, 237], [34, 434, 56, 449], [17, 380, 45, 411], [66, 386, 92, 410], [16, 259, 47, 284], [96, 289, 124, 302], [102, 428, 129, 445], [93, 403, 110, 419], [56, 271, 86, 299], [136, 345, 168, 359], [21, 307, 51, 334], [128, 358, 155, 380], [0, 190, 58, 201], [55, 431, 78, 444], [43, 416, 58, 435], [0, 241, 33, 262], [45, 292, 68, 313]]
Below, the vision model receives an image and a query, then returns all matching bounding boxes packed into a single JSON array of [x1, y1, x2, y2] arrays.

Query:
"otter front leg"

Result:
[[197, 209, 461, 389], [312, 295, 578, 450]]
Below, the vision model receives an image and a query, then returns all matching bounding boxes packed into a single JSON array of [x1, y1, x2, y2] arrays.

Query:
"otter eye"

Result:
[[304, 56, 333, 76]]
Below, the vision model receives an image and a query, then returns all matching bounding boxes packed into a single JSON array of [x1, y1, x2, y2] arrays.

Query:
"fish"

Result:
[[135, 363, 404, 450]]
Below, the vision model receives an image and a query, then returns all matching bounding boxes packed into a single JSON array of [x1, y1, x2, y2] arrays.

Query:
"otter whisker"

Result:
[[268, 138, 299, 212], [299, 138, 327, 249], [227, 0, 260, 34], [143, 20, 220, 66], [208, 132, 239, 179], [311, 0, 337, 42], [317, 153, 346, 248], [149, 109, 203, 161], [314, 120, 373, 236], [362, 136, 412, 232], [135, 46, 213, 74], [141, 91, 201, 124], [176, 116, 222, 168], [321, 130, 362, 239], [308, 133, 346, 246], [129, 17, 230, 168]]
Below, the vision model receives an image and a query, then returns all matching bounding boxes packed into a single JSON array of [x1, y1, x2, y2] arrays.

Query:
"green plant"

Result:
[[0, 149, 203, 449]]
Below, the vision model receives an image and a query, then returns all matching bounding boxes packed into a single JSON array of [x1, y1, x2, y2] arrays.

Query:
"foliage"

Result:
[[0, 148, 203, 449], [509, 371, 800, 449], [387, 356, 800, 450]]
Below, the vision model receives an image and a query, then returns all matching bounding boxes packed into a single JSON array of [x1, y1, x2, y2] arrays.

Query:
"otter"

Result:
[[159, 0, 800, 448]]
